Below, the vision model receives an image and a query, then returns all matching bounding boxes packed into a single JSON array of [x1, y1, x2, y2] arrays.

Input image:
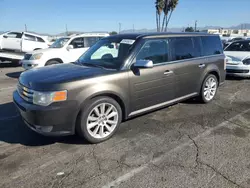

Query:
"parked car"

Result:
[[20, 33, 110, 70], [13, 33, 226, 143], [224, 37, 245, 47], [224, 40, 250, 77], [0, 31, 49, 52]]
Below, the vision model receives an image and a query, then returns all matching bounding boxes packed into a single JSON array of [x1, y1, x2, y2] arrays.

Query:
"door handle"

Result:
[[164, 70, 173, 75], [199, 64, 205, 68]]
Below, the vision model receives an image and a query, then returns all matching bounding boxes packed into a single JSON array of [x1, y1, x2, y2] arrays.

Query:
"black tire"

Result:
[[76, 97, 122, 144], [45, 60, 60, 66], [200, 74, 218, 103]]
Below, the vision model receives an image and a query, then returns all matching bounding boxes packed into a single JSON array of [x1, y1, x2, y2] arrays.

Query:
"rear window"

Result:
[[24, 34, 36, 41], [170, 37, 201, 61], [201, 36, 223, 56]]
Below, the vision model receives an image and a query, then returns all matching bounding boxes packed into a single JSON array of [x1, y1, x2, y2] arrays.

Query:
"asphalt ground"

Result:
[[0, 63, 250, 188]]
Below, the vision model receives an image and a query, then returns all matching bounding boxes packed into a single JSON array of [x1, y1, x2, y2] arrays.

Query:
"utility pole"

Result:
[[25, 24, 27, 32], [133, 24, 135, 32], [195, 20, 197, 32], [66, 24, 68, 36], [119, 23, 122, 34]]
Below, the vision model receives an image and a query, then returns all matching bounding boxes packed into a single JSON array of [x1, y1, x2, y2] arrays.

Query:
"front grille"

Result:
[[24, 54, 32, 60], [226, 69, 249, 73], [17, 83, 34, 103]]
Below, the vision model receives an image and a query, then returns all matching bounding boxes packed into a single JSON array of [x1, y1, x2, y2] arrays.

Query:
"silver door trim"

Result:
[[128, 92, 198, 117]]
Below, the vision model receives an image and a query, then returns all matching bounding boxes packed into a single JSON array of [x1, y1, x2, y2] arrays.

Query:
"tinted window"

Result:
[[37, 37, 45, 42], [84, 37, 102, 47], [170, 37, 201, 61], [225, 41, 250, 52], [201, 36, 223, 56], [5, 32, 22, 38], [70, 37, 84, 48], [136, 40, 168, 64], [24, 34, 36, 41]]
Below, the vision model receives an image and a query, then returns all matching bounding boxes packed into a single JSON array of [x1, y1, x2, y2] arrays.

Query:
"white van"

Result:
[[20, 33, 109, 70], [0, 31, 49, 52]]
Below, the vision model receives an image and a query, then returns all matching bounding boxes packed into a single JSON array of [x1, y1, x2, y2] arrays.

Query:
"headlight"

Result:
[[33, 90, 67, 106], [243, 59, 250, 65], [30, 53, 43, 60]]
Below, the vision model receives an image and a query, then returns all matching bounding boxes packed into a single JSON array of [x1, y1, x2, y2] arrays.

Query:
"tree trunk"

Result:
[[156, 11, 159, 32], [158, 14, 162, 32], [165, 10, 173, 32], [161, 15, 166, 32]]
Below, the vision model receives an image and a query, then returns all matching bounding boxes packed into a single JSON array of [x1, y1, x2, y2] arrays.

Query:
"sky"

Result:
[[0, 0, 250, 34]]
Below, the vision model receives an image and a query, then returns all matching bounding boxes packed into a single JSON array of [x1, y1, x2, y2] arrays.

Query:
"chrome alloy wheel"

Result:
[[86, 103, 119, 139], [204, 77, 217, 101]]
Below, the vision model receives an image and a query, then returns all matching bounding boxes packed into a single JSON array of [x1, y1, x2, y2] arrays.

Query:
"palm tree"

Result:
[[155, 0, 165, 32], [164, 0, 178, 32]]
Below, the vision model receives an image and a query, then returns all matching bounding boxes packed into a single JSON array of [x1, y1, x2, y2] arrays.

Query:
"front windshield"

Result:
[[77, 38, 135, 69], [50, 38, 70, 48], [225, 41, 250, 51]]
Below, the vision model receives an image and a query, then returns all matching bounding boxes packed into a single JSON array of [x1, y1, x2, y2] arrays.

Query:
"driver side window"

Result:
[[136, 39, 169, 64], [70, 37, 84, 49]]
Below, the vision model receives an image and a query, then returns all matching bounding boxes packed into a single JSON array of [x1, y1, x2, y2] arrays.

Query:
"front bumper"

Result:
[[226, 64, 250, 78], [21, 59, 45, 70], [13, 90, 77, 136]]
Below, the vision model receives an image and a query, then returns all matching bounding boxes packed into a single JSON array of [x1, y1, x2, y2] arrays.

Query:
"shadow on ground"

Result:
[[226, 75, 249, 81], [0, 102, 89, 146], [5, 71, 22, 78], [0, 61, 20, 68]]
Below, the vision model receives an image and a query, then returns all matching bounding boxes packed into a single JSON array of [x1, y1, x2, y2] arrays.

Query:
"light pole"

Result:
[[195, 20, 197, 32], [119, 23, 122, 34]]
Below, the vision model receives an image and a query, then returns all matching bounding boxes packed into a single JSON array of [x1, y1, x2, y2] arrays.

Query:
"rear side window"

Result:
[[84, 37, 102, 47], [225, 41, 250, 51], [170, 37, 201, 61], [201, 36, 223, 56], [36, 37, 45, 43], [24, 34, 36, 41], [136, 39, 168, 64]]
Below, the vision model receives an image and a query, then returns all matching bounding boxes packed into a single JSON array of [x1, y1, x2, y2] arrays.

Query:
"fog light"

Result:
[[35, 125, 53, 132]]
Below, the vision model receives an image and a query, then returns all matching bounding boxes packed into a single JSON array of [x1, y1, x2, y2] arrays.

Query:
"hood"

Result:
[[224, 51, 250, 61], [19, 63, 115, 90], [26, 48, 62, 55]]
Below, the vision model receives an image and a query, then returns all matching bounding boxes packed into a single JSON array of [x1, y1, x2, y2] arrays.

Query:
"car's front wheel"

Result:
[[200, 74, 218, 103], [76, 97, 122, 143]]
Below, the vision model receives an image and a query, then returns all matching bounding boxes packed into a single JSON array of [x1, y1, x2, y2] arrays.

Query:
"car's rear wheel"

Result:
[[200, 74, 218, 103], [76, 97, 122, 143], [45, 60, 60, 66]]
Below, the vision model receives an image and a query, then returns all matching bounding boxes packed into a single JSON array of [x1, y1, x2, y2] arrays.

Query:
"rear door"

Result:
[[22, 34, 38, 52], [169, 36, 203, 98], [129, 39, 176, 113], [1, 32, 22, 51], [66, 37, 86, 62]]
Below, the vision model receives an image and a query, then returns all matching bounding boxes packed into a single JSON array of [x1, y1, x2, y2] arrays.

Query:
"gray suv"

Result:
[[13, 33, 226, 143]]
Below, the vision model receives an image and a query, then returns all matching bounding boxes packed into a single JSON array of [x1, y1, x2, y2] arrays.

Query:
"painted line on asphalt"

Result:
[[102, 108, 250, 188], [0, 114, 20, 121]]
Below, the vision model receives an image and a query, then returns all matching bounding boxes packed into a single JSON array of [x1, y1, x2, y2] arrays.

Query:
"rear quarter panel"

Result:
[[200, 54, 226, 87]]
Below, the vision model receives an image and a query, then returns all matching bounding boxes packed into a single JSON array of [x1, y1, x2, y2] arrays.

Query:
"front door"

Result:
[[1, 32, 22, 51], [128, 39, 176, 113], [66, 37, 88, 63]]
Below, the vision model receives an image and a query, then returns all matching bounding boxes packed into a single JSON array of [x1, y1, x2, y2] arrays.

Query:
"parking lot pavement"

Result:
[[0, 66, 249, 188]]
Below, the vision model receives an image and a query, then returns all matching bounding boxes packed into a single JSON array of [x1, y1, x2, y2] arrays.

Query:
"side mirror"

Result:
[[3, 35, 8, 38], [134, 60, 153, 69], [67, 45, 74, 50]]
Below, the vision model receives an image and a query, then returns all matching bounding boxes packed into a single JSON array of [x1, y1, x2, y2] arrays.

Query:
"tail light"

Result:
[[243, 59, 250, 65]]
